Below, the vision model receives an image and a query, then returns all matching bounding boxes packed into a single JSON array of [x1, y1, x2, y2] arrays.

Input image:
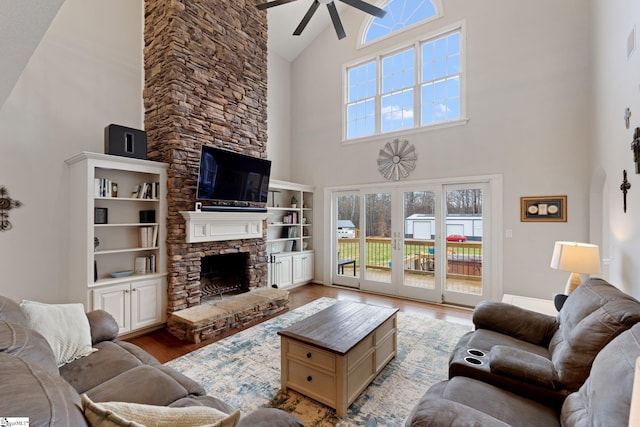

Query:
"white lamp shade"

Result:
[[630, 357, 640, 426], [550, 241, 601, 274]]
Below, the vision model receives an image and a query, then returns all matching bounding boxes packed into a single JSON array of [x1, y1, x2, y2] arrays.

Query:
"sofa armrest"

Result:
[[473, 301, 558, 346], [86, 310, 119, 345], [405, 398, 511, 427], [489, 345, 560, 390], [237, 408, 304, 427]]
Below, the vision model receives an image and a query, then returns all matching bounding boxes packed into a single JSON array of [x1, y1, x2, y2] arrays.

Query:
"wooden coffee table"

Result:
[[278, 301, 398, 417]]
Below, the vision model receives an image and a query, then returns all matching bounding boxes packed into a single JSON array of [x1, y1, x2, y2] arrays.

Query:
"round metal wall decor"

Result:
[[377, 139, 417, 181]]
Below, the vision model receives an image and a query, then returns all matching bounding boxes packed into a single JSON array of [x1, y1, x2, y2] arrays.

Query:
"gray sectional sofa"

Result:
[[406, 278, 640, 426], [0, 295, 303, 426]]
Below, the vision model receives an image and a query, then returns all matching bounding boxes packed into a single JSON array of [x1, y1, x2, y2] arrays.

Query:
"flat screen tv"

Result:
[[196, 146, 271, 204]]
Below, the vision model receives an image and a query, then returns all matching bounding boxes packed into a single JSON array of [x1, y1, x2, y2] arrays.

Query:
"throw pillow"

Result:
[[20, 300, 97, 367], [81, 394, 241, 427]]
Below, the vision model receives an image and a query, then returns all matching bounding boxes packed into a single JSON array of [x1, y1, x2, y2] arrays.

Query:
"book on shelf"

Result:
[[132, 182, 160, 199], [139, 225, 158, 248], [134, 254, 157, 274], [134, 257, 147, 274], [284, 240, 294, 252], [95, 178, 117, 198]]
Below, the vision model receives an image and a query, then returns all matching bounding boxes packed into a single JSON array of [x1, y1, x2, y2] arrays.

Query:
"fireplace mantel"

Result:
[[180, 210, 268, 243]]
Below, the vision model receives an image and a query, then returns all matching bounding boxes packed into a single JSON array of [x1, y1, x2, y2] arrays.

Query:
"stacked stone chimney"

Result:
[[143, 0, 269, 312]]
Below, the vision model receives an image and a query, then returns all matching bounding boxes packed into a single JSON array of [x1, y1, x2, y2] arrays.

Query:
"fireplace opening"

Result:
[[200, 253, 250, 301]]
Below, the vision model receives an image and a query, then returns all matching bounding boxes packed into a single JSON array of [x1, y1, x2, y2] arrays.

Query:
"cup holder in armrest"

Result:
[[464, 356, 484, 365], [467, 349, 486, 357]]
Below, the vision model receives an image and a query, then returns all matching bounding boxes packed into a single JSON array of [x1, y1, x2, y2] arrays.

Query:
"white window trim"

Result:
[[343, 20, 468, 143], [356, 0, 445, 50]]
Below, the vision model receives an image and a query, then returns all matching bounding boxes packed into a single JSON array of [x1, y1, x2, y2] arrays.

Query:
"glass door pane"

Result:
[[362, 192, 392, 289], [402, 190, 437, 291], [398, 188, 442, 303], [443, 185, 486, 305], [334, 193, 360, 286]]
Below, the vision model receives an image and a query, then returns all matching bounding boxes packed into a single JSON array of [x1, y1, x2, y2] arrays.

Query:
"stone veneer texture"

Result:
[[143, 0, 269, 312]]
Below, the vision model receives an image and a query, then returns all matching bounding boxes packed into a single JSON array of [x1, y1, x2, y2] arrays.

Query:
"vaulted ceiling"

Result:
[[0, 0, 346, 109]]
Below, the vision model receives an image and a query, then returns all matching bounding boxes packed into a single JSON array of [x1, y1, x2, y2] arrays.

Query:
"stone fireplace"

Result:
[[142, 0, 289, 342]]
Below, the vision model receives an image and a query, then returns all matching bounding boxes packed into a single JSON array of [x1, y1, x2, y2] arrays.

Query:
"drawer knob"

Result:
[[306, 352, 312, 359], [307, 375, 313, 382]]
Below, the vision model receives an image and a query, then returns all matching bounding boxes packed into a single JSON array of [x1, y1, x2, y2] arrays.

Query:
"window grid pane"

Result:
[[347, 98, 376, 139], [420, 31, 461, 126], [381, 88, 414, 132], [382, 49, 415, 95], [348, 61, 376, 103]]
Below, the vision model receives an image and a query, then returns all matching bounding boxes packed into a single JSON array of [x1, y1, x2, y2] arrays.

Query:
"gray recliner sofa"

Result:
[[405, 319, 640, 426], [0, 295, 303, 426], [448, 278, 640, 406]]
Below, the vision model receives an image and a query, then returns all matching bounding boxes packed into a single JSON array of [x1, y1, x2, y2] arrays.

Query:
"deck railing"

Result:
[[337, 238, 482, 280]]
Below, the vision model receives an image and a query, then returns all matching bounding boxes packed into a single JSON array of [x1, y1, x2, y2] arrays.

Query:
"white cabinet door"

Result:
[[93, 283, 131, 335], [302, 252, 314, 282], [275, 254, 294, 289], [131, 279, 162, 330], [293, 252, 314, 284]]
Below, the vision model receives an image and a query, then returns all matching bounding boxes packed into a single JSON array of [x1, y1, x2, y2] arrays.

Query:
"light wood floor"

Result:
[[127, 283, 473, 364]]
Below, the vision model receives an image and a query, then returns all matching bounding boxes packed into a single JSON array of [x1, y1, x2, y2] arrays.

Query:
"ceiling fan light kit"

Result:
[[257, 0, 386, 40]]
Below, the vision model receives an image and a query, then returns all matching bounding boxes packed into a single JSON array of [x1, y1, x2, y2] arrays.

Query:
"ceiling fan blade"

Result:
[[293, 0, 320, 36], [256, 0, 299, 11], [327, 1, 346, 40], [339, 0, 387, 18]]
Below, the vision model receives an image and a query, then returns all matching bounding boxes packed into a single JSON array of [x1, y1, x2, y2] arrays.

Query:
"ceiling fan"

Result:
[[256, 0, 387, 40]]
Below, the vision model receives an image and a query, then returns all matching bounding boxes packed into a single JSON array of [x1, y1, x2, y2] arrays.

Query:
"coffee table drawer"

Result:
[[375, 316, 395, 342], [287, 340, 335, 372], [287, 359, 336, 404]]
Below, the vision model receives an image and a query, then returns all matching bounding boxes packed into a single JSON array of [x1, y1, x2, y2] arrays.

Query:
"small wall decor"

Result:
[[520, 195, 567, 222], [0, 186, 22, 231], [377, 139, 417, 181], [625, 107, 632, 129], [631, 127, 640, 174], [621, 169, 631, 213]]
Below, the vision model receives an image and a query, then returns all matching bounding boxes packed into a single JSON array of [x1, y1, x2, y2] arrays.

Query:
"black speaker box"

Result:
[[139, 210, 156, 223], [105, 124, 147, 159]]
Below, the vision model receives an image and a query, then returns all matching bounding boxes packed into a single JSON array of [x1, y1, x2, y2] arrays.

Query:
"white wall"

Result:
[[289, 0, 593, 299], [267, 50, 292, 181], [591, 0, 640, 297], [0, 0, 143, 302]]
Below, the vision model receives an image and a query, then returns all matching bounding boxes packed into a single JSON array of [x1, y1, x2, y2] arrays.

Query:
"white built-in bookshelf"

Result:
[[266, 180, 314, 289], [65, 152, 167, 335]]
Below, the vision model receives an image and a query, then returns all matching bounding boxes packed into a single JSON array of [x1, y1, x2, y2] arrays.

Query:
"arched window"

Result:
[[345, 1, 464, 142], [363, 0, 442, 45]]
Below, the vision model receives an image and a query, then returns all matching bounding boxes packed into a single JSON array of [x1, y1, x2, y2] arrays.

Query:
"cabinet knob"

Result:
[[306, 376, 313, 382], [124, 290, 129, 294], [306, 352, 312, 359]]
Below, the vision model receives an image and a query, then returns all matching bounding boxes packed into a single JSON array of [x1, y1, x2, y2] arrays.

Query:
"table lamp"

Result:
[[550, 241, 600, 294]]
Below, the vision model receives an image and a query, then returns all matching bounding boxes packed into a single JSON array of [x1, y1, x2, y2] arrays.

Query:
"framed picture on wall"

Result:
[[520, 195, 567, 222]]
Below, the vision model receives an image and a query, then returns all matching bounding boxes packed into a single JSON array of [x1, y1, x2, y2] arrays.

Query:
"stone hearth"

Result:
[[168, 288, 289, 343]]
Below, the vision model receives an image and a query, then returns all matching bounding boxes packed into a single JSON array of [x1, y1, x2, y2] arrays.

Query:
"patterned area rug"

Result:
[[166, 298, 471, 426]]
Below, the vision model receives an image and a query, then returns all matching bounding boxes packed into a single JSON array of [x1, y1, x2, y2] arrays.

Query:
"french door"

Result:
[[333, 181, 491, 307]]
